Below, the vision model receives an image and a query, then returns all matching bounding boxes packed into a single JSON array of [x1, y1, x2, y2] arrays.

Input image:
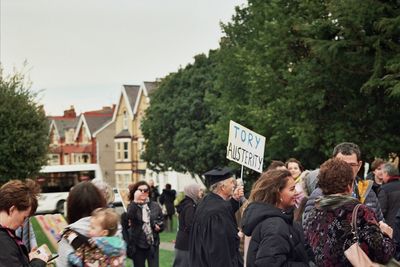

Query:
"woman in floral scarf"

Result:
[[123, 181, 164, 267]]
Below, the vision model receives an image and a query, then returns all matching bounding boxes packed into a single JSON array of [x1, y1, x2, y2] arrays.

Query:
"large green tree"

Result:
[[142, 0, 400, 180], [142, 53, 226, 177], [0, 70, 49, 183], [211, 0, 400, 168]]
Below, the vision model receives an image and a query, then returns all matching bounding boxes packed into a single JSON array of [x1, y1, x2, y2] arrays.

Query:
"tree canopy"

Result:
[[0, 69, 49, 183], [142, 0, 400, 180]]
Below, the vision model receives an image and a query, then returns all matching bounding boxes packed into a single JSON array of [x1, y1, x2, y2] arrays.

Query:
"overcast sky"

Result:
[[1, 0, 246, 115]]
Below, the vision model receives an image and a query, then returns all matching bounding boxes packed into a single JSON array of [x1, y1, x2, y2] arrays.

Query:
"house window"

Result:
[[65, 129, 75, 144], [116, 172, 132, 189], [48, 154, 60, 165], [64, 153, 70, 164], [115, 139, 131, 162], [123, 110, 128, 130]]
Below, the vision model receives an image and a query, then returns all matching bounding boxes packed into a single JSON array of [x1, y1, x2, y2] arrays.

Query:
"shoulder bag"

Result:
[[344, 204, 400, 267]]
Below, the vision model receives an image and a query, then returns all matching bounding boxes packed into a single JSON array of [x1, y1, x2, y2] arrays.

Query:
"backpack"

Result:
[[61, 228, 125, 267]]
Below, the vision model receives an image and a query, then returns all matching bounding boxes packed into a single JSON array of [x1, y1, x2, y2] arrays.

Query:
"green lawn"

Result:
[[159, 215, 178, 243], [125, 249, 174, 267]]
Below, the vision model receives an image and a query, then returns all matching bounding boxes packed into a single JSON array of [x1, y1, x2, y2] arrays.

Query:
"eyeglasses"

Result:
[[137, 188, 149, 193], [348, 162, 359, 168]]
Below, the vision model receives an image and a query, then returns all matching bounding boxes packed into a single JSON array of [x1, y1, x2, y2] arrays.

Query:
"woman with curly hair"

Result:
[[303, 158, 395, 266]]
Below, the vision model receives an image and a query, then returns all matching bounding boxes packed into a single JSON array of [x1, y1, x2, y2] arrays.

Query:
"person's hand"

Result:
[[134, 190, 142, 203], [154, 224, 161, 232], [233, 185, 244, 201], [379, 221, 393, 238], [29, 249, 49, 263]]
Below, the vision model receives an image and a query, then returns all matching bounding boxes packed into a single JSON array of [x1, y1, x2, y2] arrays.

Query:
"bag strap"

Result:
[[351, 204, 362, 240]]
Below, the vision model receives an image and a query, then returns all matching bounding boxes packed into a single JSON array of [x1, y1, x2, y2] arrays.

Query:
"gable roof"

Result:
[[74, 108, 113, 141], [51, 118, 79, 138], [143, 81, 158, 97], [110, 82, 159, 124], [124, 85, 141, 114]]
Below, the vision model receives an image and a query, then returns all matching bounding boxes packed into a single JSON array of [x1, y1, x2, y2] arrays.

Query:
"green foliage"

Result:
[[142, 0, 400, 182], [0, 69, 49, 183], [142, 52, 226, 179]]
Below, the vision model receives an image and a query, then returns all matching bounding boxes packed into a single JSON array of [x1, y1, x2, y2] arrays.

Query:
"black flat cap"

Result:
[[204, 167, 234, 186]]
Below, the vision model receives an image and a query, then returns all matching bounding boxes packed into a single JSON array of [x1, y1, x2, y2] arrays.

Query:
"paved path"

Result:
[[160, 241, 175, 251]]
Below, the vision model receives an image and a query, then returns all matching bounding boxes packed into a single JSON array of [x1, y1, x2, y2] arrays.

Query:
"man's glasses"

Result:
[[137, 188, 149, 193]]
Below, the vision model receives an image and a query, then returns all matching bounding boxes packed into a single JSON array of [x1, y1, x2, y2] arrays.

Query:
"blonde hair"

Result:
[[91, 208, 120, 236]]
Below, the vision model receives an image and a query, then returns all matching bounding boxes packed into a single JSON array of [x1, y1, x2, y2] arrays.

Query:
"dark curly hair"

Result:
[[318, 158, 354, 195], [128, 181, 151, 202], [248, 169, 293, 205]]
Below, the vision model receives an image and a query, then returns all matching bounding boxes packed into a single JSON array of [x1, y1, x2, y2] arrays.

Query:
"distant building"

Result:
[[111, 82, 157, 188], [47, 105, 114, 167]]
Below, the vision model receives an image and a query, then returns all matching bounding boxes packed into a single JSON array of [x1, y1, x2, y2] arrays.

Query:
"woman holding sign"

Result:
[[0, 179, 48, 266]]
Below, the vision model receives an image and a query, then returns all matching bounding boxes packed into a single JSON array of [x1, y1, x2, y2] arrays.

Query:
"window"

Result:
[[116, 172, 132, 188], [123, 110, 128, 130], [48, 154, 60, 165], [115, 139, 131, 161], [65, 129, 75, 144]]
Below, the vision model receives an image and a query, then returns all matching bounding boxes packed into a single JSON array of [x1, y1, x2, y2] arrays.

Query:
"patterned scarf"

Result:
[[141, 203, 154, 245]]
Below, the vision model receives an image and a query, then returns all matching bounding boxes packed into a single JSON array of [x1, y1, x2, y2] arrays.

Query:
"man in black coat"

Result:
[[189, 167, 244, 267], [378, 162, 400, 227]]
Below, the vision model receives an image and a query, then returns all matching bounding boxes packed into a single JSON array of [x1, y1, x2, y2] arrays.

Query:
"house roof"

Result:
[[124, 85, 141, 115], [74, 108, 113, 140], [52, 118, 79, 138], [85, 114, 112, 132], [143, 81, 158, 96], [115, 129, 132, 139]]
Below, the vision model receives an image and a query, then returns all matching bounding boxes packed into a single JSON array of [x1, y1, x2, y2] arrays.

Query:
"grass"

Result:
[[125, 249, 174, 267], [159, 215, 178, 243]]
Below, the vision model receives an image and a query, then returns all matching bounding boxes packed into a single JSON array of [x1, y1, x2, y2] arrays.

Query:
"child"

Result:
[[64, 208, 126, 267]]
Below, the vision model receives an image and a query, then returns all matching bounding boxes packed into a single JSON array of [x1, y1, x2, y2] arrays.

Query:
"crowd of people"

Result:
[[0, 141, 400, 266]]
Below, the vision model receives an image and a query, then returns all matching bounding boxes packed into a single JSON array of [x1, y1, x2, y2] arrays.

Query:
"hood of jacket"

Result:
[[242, 202, 293, 236], [176, 196, 195, 214], [317, 194, 357, 210], [68, 216, 91, 236]]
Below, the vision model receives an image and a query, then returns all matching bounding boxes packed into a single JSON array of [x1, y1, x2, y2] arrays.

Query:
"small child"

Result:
[[65, 208, 126, 267]]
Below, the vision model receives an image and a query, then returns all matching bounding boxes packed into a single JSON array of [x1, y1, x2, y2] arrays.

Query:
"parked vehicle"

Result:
[[36, 164, 103, 214]]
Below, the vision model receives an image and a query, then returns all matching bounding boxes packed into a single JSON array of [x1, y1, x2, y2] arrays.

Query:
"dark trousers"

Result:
[[132, 246, 159, 267]]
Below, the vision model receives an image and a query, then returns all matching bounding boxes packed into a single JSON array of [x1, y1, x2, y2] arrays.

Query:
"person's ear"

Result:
[[102, 229, 109, 236], [8, 205, 17, 215], [357, 161, 362, 172]]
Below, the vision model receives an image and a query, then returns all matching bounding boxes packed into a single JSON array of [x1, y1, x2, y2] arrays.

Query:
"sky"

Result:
[[1, 0, 246, 115]]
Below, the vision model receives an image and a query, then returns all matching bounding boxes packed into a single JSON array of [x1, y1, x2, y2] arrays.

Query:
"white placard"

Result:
[[226, 120, 266, 173]]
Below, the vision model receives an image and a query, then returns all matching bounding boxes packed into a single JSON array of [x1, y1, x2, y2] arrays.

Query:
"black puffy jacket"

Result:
[[242, 202, 308, 267]]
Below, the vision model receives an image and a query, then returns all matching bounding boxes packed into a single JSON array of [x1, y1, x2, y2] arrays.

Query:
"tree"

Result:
[[0, 69, 49, 183], [143, 0, 400, 182], [142, 52, 226, 178], [212, 0, 400, 168]]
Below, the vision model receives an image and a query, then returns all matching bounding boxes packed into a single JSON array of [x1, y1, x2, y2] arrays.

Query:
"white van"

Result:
[[36, 164, 103, 214]]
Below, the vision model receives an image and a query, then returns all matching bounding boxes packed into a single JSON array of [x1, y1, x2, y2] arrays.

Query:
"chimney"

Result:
[[64, 105, 76, 118]]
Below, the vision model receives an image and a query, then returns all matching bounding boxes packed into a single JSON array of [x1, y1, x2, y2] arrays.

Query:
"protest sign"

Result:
[[226, 120, 266, 173]]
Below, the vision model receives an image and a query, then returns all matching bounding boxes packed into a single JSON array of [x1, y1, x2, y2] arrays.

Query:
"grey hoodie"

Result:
[[56, 217, 91, 267]]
